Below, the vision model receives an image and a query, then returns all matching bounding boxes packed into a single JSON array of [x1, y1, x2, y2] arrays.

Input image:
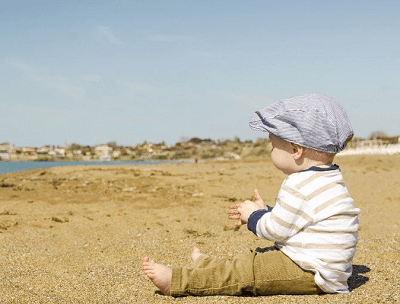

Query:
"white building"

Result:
[[95, 145, 113, 161]]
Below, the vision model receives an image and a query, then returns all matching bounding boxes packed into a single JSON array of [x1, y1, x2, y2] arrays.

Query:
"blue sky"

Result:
[[1, 0, 399, 147]]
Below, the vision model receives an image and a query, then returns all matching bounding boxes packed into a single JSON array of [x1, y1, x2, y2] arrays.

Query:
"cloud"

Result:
[[10, 59, 85, 100], [98, 25, 123, 45], [148, 34, 196, 42]]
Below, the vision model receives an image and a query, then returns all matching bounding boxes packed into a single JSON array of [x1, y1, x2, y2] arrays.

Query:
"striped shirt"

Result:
[[253, 165, 360, 293]]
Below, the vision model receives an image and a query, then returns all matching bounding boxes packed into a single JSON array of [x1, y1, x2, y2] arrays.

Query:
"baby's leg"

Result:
[[191, 247, 230, 269], [142, 256, 172, 295], [143, 248, 321, 296], [252, 249, 321, 295], [171, 251, 257, 296], [142, 247, 203, 296]]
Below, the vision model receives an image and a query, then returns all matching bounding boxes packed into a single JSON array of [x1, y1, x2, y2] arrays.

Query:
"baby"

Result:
[[143, 93, 360, 296]]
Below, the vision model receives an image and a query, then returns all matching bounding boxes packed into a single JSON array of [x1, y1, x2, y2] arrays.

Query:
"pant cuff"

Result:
[[170, 267, 183, 296]]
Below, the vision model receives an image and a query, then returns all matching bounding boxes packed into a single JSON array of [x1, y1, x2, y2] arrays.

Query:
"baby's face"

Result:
[[269, 134, 297, 175]]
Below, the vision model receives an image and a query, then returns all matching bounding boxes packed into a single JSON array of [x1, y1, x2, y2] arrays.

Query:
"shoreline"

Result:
[[0, 159, 191, 176]]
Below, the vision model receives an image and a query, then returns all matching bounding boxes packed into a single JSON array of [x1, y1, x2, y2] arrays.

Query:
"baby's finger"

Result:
[[254, 189, 266, 208], [227, 212, 240, 216]]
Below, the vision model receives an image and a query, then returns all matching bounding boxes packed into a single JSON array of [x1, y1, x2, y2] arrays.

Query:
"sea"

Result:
[[0, 160, 181, 175]]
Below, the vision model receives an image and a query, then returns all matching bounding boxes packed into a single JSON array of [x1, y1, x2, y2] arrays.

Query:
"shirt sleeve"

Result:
[[247, 209, 271, 235], [254, 185, 314, 241]]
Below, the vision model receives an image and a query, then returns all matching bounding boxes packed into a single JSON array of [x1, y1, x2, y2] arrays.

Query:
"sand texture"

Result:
[[0, 155, 399, 303]]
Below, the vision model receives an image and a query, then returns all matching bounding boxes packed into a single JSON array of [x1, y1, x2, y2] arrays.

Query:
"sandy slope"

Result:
[[0, 155, 399, 303]]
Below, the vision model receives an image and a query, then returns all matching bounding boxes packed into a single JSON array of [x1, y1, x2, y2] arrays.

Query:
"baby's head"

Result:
[[249, 93, 353, 174]]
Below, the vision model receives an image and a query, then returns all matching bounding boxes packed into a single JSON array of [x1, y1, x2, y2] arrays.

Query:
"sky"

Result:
[[1, 0, 399, 147]]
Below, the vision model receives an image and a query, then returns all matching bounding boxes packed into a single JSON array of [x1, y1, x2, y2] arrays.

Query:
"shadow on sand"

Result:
[[348, 264, 370, 291]]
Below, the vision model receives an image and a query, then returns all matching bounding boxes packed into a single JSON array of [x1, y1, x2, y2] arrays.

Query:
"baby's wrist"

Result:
[[247, 209, 269, 235]]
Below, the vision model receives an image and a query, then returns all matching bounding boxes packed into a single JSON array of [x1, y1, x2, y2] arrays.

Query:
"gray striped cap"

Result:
[[249, 93, 354, 154]]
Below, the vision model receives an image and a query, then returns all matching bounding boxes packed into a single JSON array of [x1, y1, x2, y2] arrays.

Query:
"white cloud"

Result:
[[98, 25, 123, 45]]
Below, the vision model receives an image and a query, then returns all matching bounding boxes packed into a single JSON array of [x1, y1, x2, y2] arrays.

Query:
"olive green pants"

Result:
[[170, 247, 322, 296]]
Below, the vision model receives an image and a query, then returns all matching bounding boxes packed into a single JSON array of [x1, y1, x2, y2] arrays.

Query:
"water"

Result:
[[0, 160, 181, 175]]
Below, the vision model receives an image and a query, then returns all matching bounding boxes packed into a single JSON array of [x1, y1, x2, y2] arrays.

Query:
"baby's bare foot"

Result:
[[142, 256, 172, 295], [191, 246, 202, 263]]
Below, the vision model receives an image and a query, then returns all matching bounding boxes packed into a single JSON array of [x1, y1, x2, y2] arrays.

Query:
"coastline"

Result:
[[0, 159, 189, 175]]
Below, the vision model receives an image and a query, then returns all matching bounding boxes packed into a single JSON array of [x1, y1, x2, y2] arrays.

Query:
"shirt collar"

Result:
[[300, 164, 339, 173]]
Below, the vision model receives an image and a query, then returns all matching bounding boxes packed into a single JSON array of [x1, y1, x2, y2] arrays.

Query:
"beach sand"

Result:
[[0, 155, 399, 303]]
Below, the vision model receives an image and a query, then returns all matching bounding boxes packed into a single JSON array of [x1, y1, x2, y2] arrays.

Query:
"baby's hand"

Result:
[[226, 189, 267, 228], [227, 203, 242, 227], [237, 200, 262, 225]]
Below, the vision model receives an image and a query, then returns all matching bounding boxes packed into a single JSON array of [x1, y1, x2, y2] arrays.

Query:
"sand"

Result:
[[0, 155, 399, 303]]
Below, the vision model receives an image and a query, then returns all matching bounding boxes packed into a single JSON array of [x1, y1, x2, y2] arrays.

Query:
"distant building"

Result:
[[387, 136, 400, 144], [54, 148, 66, 157], [95, 145, 113, 161], [0, 151, 10, 161], [22, 147, 37, 156], [112, 149, 121, 158], [0, 142, 13, 161], [37, 146, 52, 155]]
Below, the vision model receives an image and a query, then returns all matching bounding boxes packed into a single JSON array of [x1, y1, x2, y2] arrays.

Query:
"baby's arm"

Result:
[[227, 189, 270, 227]]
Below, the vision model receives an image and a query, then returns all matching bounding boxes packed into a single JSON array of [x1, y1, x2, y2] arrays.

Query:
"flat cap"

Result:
[[249, 93, 354, 154]]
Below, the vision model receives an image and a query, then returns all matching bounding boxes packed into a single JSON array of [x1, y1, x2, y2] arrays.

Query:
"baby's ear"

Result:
[[291, 143, 304, 160]]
